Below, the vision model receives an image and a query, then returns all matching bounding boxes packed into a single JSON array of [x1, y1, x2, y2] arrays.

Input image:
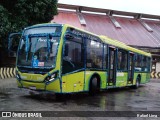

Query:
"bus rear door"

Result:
[[107, 47, 117, 87], [128, 53, 135, 84]]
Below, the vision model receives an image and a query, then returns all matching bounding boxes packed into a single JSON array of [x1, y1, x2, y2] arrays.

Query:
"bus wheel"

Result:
[[55, 93, 68, 100], [89, 76, 100, 95], [133, 77, 140, 89], [55, 93, 63, 99]]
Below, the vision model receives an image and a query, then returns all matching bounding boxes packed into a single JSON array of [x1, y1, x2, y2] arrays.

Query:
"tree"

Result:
[[0, 0, 58, 48]]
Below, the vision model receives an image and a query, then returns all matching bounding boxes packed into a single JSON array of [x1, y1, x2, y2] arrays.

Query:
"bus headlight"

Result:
[[45, 71, 58, 83]]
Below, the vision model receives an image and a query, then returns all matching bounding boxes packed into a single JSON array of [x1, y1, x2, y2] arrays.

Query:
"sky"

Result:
[[58, 0, 160, 16]]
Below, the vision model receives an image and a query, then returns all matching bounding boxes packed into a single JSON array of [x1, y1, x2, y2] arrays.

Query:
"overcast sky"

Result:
[[59, 0, 160, 16]]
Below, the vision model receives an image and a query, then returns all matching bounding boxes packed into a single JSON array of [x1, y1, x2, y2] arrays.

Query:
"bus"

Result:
[[8, 23, 151, 94]]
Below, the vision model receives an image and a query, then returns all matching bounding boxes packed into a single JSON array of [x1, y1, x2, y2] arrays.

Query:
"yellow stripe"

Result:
[[10, 68, 14, 78], [151, 71, 155, 78], [13, 68, 16, 77], [155, 72, 159, 79], [3, 68, 7, 79], [0, 68, 4, 79], [6, 68, 11, 78], [0, 68, 3, 79]]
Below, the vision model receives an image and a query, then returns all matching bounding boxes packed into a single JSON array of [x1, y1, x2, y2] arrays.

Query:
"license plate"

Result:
[[29, 86, 36, 90]]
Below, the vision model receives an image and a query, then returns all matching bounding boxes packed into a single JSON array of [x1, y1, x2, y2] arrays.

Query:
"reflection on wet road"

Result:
[[0, 78, 160, 113]]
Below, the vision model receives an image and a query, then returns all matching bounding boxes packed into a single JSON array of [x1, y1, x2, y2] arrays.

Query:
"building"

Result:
[[52, 3, 160, 78]]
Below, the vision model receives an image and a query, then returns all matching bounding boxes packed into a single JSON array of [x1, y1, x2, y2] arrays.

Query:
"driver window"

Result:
[[62, 35, 84, 74]]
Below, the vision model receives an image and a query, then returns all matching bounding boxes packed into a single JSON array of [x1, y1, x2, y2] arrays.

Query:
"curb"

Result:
[[0, 67, 16, 79]]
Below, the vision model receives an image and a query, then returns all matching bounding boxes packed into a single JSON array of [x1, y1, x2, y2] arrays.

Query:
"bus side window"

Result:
[[135, 55, 142, 71], [142, 56, 148, 71], [86, 40, 103, 69], [147, 57, 151, 72], [62, 35, 84, 74], [117, 49, 128, 71], [103, 44, 108, 69]]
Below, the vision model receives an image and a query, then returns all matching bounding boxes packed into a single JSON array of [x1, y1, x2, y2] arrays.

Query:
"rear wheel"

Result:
[[89, 76, 100, 95], [133, 77, 140, 89], [55, 93, 64, 99]]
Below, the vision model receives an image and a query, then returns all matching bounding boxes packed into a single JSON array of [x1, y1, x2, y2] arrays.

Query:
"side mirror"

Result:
[[64, 33, 74, 40], [8, 32, 22, 57]]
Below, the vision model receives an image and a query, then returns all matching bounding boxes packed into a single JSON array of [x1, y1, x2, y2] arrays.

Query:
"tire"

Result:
[[133, 77, 140, 89], [55, 93, 63, 99], [89, 76, 100, 95], [55, 93, 68, 100]]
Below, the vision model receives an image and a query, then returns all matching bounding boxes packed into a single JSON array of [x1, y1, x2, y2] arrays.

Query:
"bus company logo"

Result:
[[38, 38, 46, 42], [2, 112, 11, 117]]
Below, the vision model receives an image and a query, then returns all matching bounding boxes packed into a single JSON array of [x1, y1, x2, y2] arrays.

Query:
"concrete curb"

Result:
[[0, 67, 16, 79]]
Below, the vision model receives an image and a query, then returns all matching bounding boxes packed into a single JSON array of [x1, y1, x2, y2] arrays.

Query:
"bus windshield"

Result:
[[17, 27, 61, 68]]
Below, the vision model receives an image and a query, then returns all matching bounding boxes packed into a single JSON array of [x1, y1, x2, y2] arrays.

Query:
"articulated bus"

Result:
[[8, 23, 151, 95]]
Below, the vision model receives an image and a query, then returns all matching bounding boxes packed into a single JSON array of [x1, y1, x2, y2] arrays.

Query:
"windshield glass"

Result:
[[17, 26, 61, 68]]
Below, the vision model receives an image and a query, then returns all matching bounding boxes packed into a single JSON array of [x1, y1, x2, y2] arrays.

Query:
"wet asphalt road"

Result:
[[0, 78, 160, 120]]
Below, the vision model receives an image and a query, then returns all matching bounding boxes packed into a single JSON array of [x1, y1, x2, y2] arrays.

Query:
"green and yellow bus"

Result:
[[8, 23, 151, 94]]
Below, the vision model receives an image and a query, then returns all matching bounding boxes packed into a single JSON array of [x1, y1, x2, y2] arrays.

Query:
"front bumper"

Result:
[[17, 78, 61, 93]]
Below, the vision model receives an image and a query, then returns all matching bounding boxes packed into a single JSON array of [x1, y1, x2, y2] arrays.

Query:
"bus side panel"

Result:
[[84, 71, 107, 91], [116, 72, 128, 87], [133, 73, 141, 85], [146, 72, 150, 82], [61, 72, 84, 93], [46, 79, 61, 93], [84, 71, 95, 91], [134, 72, 150, 84], [100, 72, 107, 89], [141, 73, 149, 83]]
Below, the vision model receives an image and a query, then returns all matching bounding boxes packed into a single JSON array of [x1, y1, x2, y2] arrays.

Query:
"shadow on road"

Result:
[[20, 85, 145, 102]]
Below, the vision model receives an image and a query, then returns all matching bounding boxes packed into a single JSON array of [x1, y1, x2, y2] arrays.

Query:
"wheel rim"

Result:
[[136, 80, 139, 87]]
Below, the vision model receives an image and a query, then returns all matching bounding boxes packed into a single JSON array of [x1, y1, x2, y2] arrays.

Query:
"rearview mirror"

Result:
[[64, 33, 74, 40], [8, 32, 22, 57]]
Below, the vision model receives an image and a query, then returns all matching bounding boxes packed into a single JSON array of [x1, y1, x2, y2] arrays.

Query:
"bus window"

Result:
[[147, 57, 151, 72], [142, 56, 148, 71], [117, 49, 128, 71], [135, 55, 142, 71], [103, 44, 108, 69], [62, 35, 84, 74], [86, 40, 103, 69]]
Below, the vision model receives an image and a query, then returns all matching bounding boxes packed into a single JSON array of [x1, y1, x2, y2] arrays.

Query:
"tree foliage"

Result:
[[0, 0, 58, 48]]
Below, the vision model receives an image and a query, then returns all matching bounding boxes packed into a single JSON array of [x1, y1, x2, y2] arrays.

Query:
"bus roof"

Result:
[[64, 24, 100, 37], [26, 23, 151, 57], [100, 35, 151, 57]]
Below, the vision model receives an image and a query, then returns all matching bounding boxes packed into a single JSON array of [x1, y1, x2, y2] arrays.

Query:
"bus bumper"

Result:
[[16, 79, 61, 93]]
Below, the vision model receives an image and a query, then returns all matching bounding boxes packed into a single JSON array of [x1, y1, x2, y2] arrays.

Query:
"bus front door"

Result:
[[107, 47, 117, 87], [128, 53, 134, 84]]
